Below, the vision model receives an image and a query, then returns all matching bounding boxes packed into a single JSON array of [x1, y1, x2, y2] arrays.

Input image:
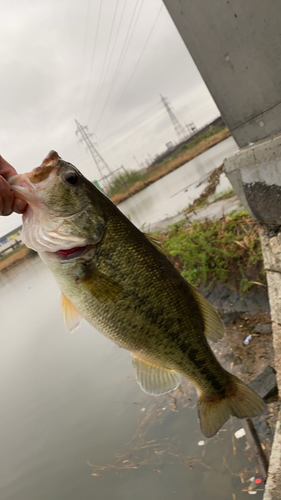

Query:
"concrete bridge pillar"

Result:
[[162, 1, 281, 497]]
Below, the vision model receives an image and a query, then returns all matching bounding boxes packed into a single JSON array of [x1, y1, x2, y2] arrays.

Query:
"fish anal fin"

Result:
[[132, 354, 181, 395], [81, 269, 124, 303], [198, 373, 266, 438], [189, 284, 224, 342], [61, 293, 82, 333]]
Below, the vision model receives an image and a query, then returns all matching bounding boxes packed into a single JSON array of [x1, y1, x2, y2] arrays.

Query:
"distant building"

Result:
[[166, 141, 174, 151], [0, 226, 23, 255]]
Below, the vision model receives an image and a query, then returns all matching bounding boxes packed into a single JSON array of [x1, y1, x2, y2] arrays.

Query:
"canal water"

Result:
[[0, 138, 263, 500], [118, 136, 239, 228]]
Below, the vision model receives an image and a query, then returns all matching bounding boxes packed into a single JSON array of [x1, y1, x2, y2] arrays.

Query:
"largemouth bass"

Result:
[[9, 151, 265, 437]]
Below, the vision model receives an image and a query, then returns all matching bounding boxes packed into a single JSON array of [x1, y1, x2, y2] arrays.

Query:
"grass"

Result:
[[0, 244, 25, 263], [172, 125, 224, 156], [107, 169, 145, 198], [187, 187, 236, 213], [154, 210, 265, 294], [211, 187, 235, 203], [0, 244, 36, 272], [109, 126, 231, 204], [184, 164, 236, 214]]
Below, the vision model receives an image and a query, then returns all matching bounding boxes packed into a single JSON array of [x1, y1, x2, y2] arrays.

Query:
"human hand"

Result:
[[0, 156, 27, 215]]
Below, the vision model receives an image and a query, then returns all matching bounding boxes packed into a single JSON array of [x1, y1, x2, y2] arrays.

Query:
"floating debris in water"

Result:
[[198, 440, 205, 446], [234, 428, 246, 439], [243, 335, 252, 345]]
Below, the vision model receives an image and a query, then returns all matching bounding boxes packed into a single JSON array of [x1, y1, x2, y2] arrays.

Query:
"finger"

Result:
[[0, 155, 17, 179], [0, 176, 14, 215], [13, 198, 27, 214]]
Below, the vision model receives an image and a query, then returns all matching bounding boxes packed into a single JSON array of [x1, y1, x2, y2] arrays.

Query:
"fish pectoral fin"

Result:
[[132, 355, 181, 395], [144, 233, 166, 256], [188, 284, 224, 342], [61, 293, 83, 333], [81, 269, 124, 303]]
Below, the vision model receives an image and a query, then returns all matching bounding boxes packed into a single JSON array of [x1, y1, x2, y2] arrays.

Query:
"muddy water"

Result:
[[0, 138, 263, 500], [118, 136, 238, 228]]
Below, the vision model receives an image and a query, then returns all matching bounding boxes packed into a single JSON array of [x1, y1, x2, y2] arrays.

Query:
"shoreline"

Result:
[[110, 128, 231, 205], [0, 246, 36, 273]]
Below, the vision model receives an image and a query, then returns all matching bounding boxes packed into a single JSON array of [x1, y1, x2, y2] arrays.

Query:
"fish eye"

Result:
[[64, 171, 79, 186]]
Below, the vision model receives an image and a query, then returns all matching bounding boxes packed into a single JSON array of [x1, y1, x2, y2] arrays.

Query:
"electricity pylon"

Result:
[[75, 119, 112, 184], [160, 94, 188, 142]]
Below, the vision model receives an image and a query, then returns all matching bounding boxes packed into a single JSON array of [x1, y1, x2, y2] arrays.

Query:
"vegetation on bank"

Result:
[[184, 163, 235, 214], [154, 210, 265, 295], [0, 244, 36, 272], [172, 125, 225, 156], [107, 169, 144, 199], [109, 126, 231, 204], [0, 244, 25, 263]]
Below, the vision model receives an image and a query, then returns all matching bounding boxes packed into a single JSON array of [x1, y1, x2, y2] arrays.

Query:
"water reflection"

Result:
[[0, 258, 264, 500], [118, 137, 238, 228]]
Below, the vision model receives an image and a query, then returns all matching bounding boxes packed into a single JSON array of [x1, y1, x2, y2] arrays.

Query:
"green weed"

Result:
[[156, 211, 265, 294], [107, 170, 146, 198]]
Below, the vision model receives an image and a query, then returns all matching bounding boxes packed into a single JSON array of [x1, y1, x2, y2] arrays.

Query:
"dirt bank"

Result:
[[0, 247, 34, 272], [110, 128, 231, 205]]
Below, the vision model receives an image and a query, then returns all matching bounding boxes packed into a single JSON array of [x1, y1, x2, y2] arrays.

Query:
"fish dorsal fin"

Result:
[[61, 293, 83, 333], [188, 285, 224, 343], [144, 233, 166, 256], [132, 354, 181, 395], [80, 267, 124, 303]]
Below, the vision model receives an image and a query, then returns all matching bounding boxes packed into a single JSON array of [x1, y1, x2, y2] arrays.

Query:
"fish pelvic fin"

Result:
[[61, 293, 83, 333], [188, 284, 224, 342], [198, 374, 266, 438], [132, 355, 181, 396]]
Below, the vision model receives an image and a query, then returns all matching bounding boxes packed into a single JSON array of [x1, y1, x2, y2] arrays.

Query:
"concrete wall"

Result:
[[162, 0, 281, 147]]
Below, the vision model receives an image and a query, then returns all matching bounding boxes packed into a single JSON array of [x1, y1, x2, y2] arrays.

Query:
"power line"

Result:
[[106, 0, 146, 99], [78, 0, 91, 101], [87, 0, 128, 124], [101, 109, 167, 153], [100, 101, 159, 144], [99, 3, 164, 140], [88, 0, 141, 126], [103, 107, 166, 149], [89, 0, 121, 115], [81, 0, 103, 119], [92, 0, 146, 131]]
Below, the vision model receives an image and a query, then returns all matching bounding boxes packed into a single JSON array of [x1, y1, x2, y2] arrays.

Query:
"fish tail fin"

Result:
[[198, 373, 266, 438]]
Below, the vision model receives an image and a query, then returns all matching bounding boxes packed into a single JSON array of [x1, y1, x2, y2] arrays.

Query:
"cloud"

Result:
[[0, 0, 219, 237]]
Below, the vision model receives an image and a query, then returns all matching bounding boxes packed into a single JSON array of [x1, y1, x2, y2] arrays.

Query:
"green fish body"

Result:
[[10, 151, 266, 437]]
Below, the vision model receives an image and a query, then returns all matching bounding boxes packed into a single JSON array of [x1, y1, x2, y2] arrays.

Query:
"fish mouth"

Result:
[[9, 171, 87, 254], [9, 174, 36, 200], [9, 168, 57, 203], [8, 151, 60, 200]]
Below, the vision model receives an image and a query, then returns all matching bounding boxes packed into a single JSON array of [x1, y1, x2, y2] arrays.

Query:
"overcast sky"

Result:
[[0, 0, 220, 237]]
